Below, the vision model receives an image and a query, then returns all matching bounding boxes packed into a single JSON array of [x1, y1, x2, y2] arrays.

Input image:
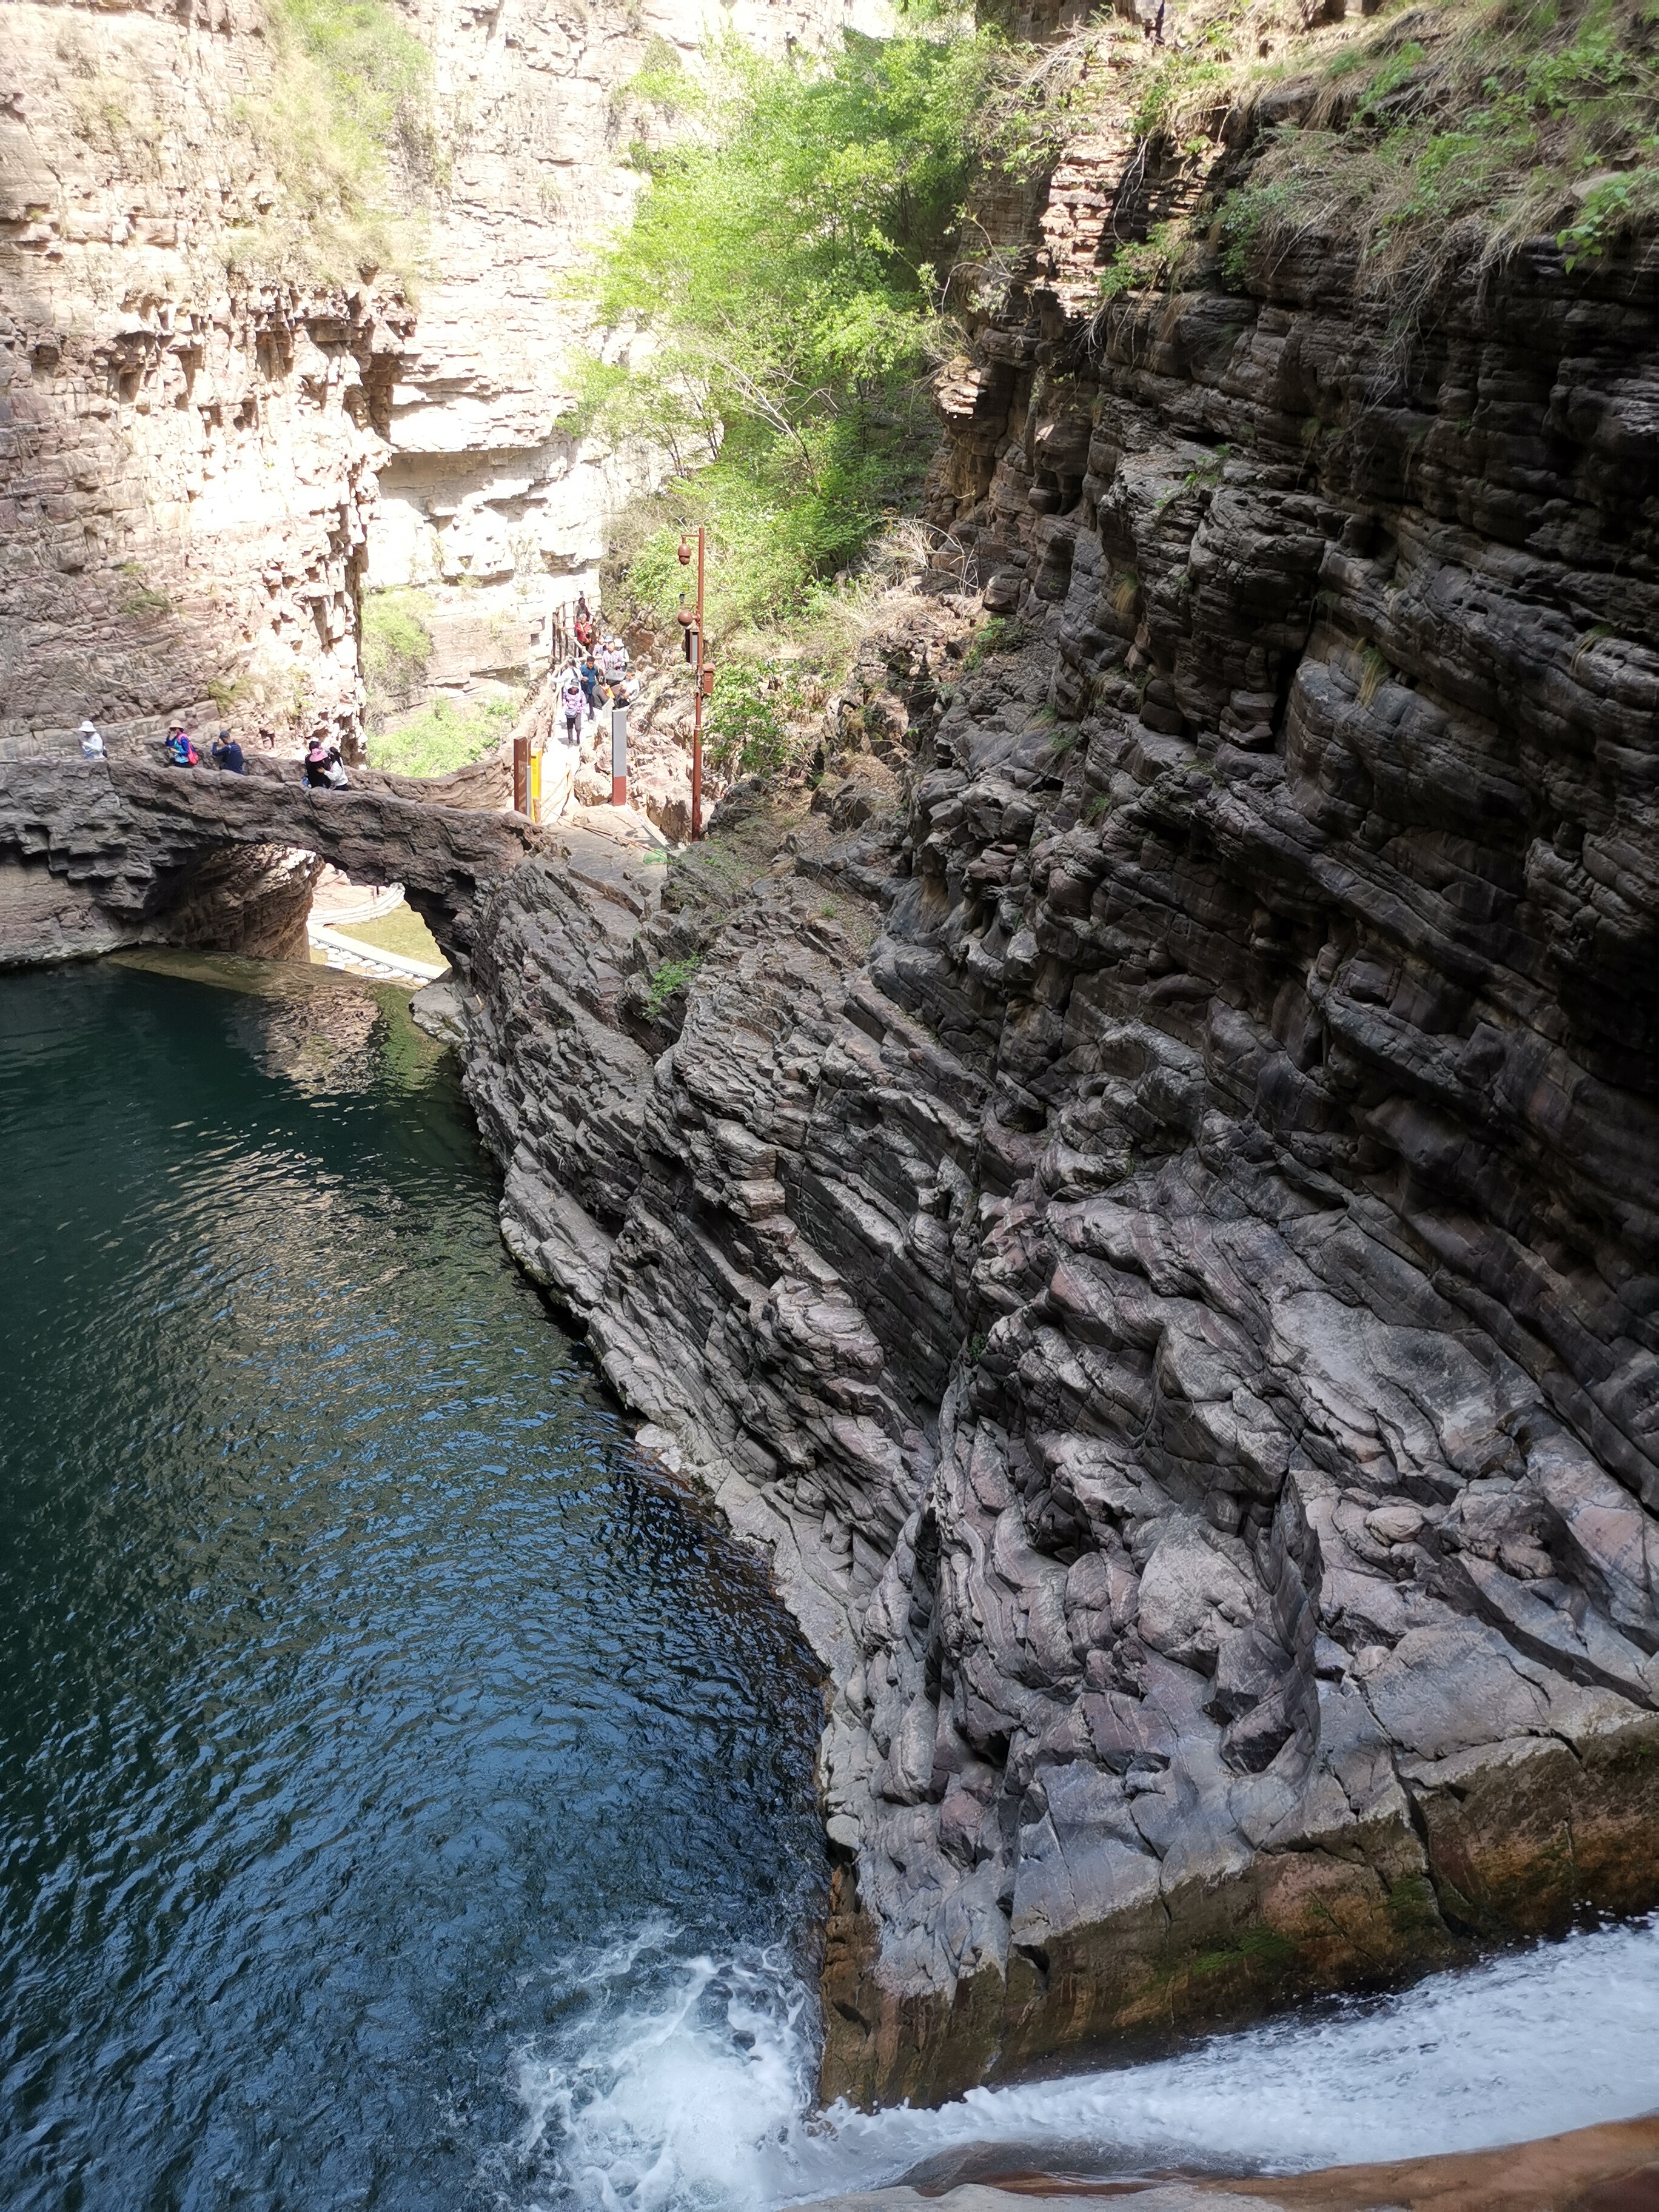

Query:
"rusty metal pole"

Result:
[[512, 732, 529, 816], [691, 525, 705, 840]]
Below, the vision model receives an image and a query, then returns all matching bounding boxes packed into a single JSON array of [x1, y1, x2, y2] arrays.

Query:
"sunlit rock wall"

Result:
[[0, 0, 880, 757], [0, 0, 414, 752]]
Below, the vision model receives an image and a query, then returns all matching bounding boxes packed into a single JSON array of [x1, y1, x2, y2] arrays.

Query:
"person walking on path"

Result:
[[560, 669, 585, 746]]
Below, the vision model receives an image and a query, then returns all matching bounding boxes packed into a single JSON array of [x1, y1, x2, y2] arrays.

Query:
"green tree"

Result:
[[572, 26, 1003, 634]]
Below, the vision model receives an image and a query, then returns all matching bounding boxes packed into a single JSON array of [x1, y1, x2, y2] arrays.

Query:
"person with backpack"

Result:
[[211, 729, 245, 774], [164, 726, 199, 767]]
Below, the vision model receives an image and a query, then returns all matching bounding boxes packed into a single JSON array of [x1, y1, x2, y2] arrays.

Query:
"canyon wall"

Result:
[[0, 0, 872, 759], [367, 0, 878, 705], [10, 0, 1658, 2126], [0, 0, 404, 753], [452, 66, 1659, 2113]]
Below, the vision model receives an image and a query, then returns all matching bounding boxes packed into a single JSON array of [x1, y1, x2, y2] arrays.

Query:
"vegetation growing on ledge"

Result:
[[229, 0, 437, 289], [1221, 0, 1659, 288], [363, 589, 435, 729], [1087, 0, 1659, 316], [366, 695, 518, 779]]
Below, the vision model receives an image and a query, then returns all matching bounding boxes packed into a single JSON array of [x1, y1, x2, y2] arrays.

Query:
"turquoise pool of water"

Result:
[[0, 956, 824, 2211]]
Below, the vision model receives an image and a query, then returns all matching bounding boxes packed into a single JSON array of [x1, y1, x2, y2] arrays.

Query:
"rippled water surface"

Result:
[[0, 957, 825, 2211]]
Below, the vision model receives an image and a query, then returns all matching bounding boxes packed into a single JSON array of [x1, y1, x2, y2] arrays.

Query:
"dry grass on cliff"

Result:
[[227, 0, 437, 292], [1085, 0, 1659, 323], [1221, 0, 1659, 290]]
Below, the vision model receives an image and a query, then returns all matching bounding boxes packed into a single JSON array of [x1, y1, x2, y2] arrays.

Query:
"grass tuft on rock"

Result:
[[1084, 0, 1659, 325], [1219, 0, 1659, 292], [366, 695, 517, 778], [363, 589, 435, 728]]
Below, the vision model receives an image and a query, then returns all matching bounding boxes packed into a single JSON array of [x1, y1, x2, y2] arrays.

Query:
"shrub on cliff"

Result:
[[363, 589, 435, 728], [704, 661, 806, 779], [229, 0, 436, 289]]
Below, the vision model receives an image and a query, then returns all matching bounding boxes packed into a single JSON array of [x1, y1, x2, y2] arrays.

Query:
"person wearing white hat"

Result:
[[78, 719, 105, 760]]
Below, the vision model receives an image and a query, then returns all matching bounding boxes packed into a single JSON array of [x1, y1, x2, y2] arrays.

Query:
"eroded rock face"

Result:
[[458, 232, 1659, 2111]]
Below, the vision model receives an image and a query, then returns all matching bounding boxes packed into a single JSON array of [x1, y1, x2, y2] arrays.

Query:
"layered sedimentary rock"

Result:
[[0, 754, 537, 964], [0, 0, 879, 755], [0, 0, 420, 751], [455, 155, 1659, 2106], [11, 0, 1659, 2125]]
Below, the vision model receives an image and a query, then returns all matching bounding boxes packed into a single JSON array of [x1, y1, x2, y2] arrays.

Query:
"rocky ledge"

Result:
[[455, 212, 1659, 2111], [808, 2116, 1659, 2212]]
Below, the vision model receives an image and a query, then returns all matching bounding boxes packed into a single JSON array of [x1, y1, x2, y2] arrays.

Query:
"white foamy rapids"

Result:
[[511, 1915, 1659, 2212]]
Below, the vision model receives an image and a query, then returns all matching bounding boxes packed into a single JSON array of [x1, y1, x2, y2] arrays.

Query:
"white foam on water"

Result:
[[512, 1926, 815, 2212], [509, 1915, 1659, 2212]]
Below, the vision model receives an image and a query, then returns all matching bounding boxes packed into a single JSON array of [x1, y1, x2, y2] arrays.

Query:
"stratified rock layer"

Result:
[[459, 230, 1659, 2108]]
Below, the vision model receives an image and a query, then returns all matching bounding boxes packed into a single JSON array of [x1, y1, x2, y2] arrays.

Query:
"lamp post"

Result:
[[677, 527, 706, 840]]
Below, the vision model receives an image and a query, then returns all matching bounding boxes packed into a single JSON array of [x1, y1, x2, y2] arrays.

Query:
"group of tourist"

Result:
[[157, 723, 253, 773], [85, 586, 622, 788], [143, 718, 349, 789], [558, 594, 637, 746]]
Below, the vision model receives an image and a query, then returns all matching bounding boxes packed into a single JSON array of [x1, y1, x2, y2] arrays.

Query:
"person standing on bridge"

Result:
[[211, 730, 245, 774]]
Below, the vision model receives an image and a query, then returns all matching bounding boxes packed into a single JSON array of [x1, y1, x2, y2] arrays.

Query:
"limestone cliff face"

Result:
[[454, 95, 1659, 2113], [0, 0, 867, 755], [371, 0, 873, 689], [0, 0, 411, 752]]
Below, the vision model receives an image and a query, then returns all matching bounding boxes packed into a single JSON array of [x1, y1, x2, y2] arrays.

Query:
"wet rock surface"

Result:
[[460, 230, 1659, 2114], [803, 2116, 1659, 2212]]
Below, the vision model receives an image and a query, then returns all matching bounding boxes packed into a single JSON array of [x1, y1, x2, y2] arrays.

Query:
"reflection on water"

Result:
[[0, 956, 824, 2212]]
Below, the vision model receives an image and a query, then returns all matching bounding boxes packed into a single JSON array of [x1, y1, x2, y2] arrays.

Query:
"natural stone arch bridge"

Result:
[[0, 753, 541, 973]]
